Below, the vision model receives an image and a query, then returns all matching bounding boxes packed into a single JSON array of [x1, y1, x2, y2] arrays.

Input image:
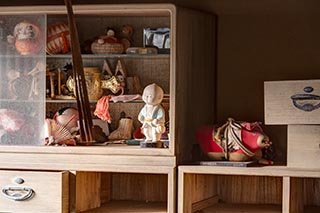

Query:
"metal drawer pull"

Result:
[[1, 186, 35, 201]]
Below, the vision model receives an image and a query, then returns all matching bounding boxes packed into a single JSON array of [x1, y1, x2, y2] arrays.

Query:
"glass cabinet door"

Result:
[[0, 14, 46, 145]]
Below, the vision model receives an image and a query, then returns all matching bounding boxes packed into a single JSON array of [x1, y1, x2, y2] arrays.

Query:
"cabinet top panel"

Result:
[[0, 4, 176, 16]]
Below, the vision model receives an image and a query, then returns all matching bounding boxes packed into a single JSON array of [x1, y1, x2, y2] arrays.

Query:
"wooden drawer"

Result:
[[288, 125, 320, 169], [264, 79, 320, 124], [0, 170, 69, 213]]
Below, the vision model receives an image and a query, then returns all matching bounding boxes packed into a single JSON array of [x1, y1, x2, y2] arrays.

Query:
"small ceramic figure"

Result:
[[138, 83, 166, 142]]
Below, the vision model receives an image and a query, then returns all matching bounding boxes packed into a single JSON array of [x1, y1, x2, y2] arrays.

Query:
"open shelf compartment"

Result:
[[180, 173, 282, 213], [72, 171, 171, 213], [178, 165, 320, 213]]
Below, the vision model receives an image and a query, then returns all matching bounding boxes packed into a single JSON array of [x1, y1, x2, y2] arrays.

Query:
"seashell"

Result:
[[45, 119, 75, 145], [46, 22, 71, 54], [53, 107, 79, 133]]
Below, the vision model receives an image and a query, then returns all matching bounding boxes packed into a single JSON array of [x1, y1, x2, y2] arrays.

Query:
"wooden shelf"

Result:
[[0, 146, 176, 172], [0, 144, 172, 156], [46, 53, 170, 59], [82, 201, 167, 213], [179, 165, 320, 178], [178, 165, 320, 213], [200, 203, 281, 213], [45, 98, 170, 104]]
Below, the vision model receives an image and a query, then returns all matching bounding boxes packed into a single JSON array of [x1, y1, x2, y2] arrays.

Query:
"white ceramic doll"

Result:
[[138, 83, 166, 142]]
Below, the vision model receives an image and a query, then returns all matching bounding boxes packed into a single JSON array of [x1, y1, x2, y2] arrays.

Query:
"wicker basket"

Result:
[[91, 37, 124, 54]]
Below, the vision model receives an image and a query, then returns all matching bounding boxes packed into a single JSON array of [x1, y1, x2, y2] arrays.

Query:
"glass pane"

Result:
[[0, 14, 46, 145]]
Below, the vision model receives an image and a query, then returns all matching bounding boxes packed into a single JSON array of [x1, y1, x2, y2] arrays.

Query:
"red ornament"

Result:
[[47, 22, 71, 54], [13, 21, 43, 55]]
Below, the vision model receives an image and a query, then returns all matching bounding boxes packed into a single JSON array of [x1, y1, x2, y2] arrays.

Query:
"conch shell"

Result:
[[45, 119, 76, 146]]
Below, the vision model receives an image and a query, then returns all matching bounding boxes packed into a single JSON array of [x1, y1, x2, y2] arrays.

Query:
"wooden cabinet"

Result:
[[178, 166, 320, 213], [0, 3, 215, 213]]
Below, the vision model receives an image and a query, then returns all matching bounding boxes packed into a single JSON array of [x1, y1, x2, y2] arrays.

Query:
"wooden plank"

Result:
[[288, 125, 320, 169], [0, 153, 176, 171], [167, 168, 176, 213], [177, 167, 186, 213], [304, 177, 320, 206], [0, 145, 173, 156], [100, 173, 111, 204], [202, 203, 281, 213], [0, 4, 174, 15], [179, 165, 320, 178], [216, 175, 282, 205], [82, 200, 167, 213], [111, 173, 167, 202], [75, 172, 101, 212], [178, 172, 218, 213], [69, 171, 76, 212], [264, 79, 320, 124], [290, 177, 304, 213], [175, 7, 216, 164], [282, 176, 290, 213], [182, 173, 193, 213], [192, 174, 217, 204], [192, 195, 219, 212]]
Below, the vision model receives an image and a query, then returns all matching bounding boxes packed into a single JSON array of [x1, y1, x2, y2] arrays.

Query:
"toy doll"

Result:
[[138, 83, 166, 144]]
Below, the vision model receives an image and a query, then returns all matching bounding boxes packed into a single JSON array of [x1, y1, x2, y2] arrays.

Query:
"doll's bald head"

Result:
[[142, 83, 164, 105]]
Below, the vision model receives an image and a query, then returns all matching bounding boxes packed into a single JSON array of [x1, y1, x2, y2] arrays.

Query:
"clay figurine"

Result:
[[138, 83, 166, 146]]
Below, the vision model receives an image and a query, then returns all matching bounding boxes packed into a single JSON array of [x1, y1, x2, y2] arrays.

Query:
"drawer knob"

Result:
[[304, 86, 314, 93], [14, 177, 24, 184], [1, 186, 34, 201]]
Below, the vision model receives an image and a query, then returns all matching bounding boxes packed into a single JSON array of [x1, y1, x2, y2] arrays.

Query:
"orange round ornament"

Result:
[[13, 21, 43, 55]]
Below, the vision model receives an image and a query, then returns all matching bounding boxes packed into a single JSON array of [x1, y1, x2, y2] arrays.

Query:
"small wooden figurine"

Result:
[[138, 83, 166, 147]]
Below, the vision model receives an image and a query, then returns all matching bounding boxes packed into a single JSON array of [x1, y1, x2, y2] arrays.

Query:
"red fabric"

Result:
[[94, 95, 112, 123], [133, 126, 144, 139]]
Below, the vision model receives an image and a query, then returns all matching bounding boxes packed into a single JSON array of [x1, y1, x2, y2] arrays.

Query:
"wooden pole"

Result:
[[65, 0, 93, 143]]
